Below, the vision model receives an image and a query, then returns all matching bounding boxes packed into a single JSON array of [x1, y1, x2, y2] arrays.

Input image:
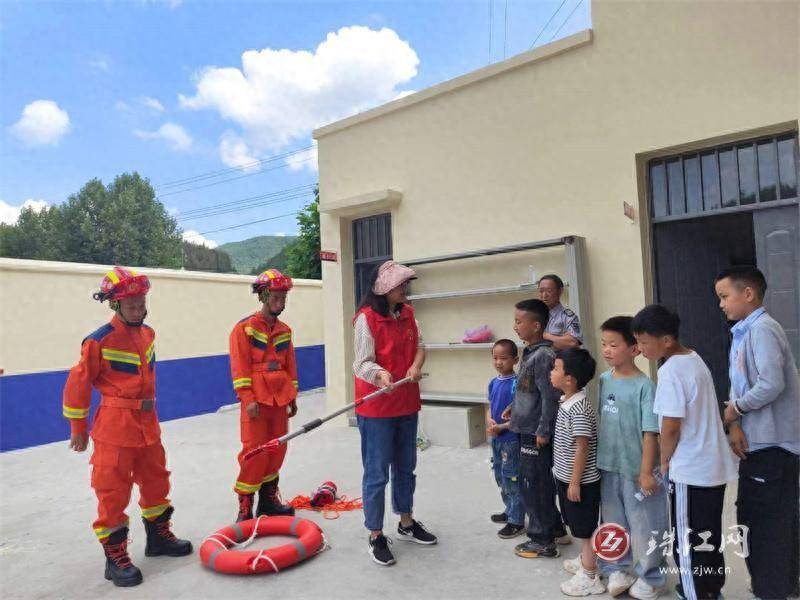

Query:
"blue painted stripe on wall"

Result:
[[0, 345, 325, 452]]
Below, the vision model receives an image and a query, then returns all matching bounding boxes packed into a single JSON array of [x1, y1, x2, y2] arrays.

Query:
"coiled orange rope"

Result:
[[287, 495, 363, 520]]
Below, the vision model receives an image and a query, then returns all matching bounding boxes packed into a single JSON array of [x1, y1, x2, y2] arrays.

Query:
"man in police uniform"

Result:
[[538, 274, 582, 350]]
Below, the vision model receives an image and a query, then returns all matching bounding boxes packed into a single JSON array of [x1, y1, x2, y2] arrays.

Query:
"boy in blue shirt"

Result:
[[585, 316, 667, 600], [486, 339, 525, 539], [716, 266, 800, 600]]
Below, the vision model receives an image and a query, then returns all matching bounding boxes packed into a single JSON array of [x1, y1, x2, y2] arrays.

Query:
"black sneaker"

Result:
[[490, 512, 508, 523], [368, 534, 395, 566], [497, 523, 525, 539], [514, 539, 560, 558], [397, 520, 438, 545]]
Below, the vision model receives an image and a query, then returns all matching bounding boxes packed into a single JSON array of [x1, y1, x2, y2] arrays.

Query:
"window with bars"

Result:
[[352, 213, 392, 304], [649, 133, 799, 221]]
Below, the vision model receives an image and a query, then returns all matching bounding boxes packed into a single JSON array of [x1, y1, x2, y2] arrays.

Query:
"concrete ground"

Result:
[[1, 390, 751, 600]]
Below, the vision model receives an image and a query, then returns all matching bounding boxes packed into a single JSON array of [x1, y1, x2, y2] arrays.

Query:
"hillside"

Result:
[[218, 235, 297, 274]]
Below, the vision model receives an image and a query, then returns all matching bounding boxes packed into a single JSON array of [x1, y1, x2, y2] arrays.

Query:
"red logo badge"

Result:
[[591, 523, 630, 562]]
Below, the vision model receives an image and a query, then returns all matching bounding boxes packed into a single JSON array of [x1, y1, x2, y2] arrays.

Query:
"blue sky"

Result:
[[0, 0, 590, 247]]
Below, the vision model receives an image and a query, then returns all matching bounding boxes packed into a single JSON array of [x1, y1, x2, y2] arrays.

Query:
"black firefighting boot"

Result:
[[237, 493, 254, 522], [143, 506, 193, 557], [103, 528, 143, 587], [256, 476, 295, 517]]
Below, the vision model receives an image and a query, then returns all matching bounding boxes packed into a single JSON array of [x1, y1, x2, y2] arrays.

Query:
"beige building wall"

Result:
[[314, 0, 800, 410], [0, 258, 323, 375]]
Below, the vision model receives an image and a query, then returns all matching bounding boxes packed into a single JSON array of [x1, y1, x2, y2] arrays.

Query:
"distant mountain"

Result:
[[218, 235, 297, 274]]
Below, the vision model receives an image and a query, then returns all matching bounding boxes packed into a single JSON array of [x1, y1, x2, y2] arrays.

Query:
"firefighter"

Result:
[[230, 268, 299, 522], [63, 267, 192, 588]]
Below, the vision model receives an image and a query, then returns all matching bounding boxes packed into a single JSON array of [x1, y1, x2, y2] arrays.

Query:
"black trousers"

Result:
[[669, 480, 727, 600], [519, 434, 566, 544], [737, 447, 800, 600]]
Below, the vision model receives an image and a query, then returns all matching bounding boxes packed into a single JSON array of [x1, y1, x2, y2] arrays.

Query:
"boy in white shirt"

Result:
[[632, 304, 737, 600]]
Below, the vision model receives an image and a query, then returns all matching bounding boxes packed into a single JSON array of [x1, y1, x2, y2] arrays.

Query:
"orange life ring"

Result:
[[200, 515, 325, 574]]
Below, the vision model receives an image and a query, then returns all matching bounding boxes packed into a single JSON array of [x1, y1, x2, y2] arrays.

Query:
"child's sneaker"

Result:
[[607, 571, 637, 597], [397, 520, 437, 545], [556, 533, 573, 545], [490, 512, 508, 523], [497, 523, 525, 539], [628, 578, 661, 600], [563, 556, 581, 574], [367, 534, 395, 566], [560, 569, 606, 596], [514, 539, 560, 558]]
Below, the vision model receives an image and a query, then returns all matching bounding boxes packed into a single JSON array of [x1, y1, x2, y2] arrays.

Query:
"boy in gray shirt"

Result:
[[716, 266, 800, 600], [503, 299, 568, 558]]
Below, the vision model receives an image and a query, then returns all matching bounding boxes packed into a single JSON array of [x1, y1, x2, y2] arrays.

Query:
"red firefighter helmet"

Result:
[[93, 267, 150, 303], [252, 269, 293, 294]]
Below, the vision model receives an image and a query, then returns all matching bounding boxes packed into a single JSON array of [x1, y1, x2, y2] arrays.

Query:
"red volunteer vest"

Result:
[[354, 305, 421, 418]]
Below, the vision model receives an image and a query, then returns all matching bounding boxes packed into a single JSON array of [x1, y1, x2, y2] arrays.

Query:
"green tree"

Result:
[[284, 187, 321, 279], [0, 172, 183, 268], [182, 241, 235, 273], [250, 244, 291, 275]]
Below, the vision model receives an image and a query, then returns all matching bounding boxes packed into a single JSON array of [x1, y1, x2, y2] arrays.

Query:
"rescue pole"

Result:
[[242, 377, 417, 461]]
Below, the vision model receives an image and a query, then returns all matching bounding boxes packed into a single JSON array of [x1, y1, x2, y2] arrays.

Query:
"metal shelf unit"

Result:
[[399, 235, 591, 406]]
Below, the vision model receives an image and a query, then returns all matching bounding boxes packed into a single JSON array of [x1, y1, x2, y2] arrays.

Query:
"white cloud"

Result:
[[10, 100, 71, 147], [89, 56, 111, 72], [0, 199, 49, 225], [140, 96, 165, 112], [115, 100, 132, 112], [219, 131, 260, 171], [286, 143, 318, 173], [141, 0, 183, 8], [134, 122, 193, 151], [180, 25, 418, 169], [182, 230, 218, 248]]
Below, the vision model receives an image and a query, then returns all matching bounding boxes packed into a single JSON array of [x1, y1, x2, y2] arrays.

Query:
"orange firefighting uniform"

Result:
[[229, 311, 298, 495], [63, 314, 171, 542]]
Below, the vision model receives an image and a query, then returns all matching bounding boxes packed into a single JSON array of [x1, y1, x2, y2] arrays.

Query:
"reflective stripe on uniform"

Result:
[[245, 326, 269, 344], [63, 405, 90, 419], [141, 503, 170, 520], [262, 473, 279, 483], [233, 377, 252, 390], [94, 519, 130, 540], [235, 480, 261, 494], [101, 348, 141, 365]]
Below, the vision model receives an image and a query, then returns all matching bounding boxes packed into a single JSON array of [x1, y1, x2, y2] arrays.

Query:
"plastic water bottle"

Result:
[[635, 468, 665, 501]]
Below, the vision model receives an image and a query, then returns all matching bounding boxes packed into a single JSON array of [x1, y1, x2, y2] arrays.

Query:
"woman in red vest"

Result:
[[353, 260, 437, 566]]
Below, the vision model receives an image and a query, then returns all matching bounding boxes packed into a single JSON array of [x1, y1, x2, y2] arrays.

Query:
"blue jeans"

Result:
[[491, 435, 525, 526], [597, 470, 668, 588], [357, 413, 418, 532]]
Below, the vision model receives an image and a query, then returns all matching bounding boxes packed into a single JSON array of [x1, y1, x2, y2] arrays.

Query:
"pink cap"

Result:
[[372, 260, 417, 295]]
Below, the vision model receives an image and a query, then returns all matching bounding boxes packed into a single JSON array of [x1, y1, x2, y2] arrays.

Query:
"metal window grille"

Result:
[[352, 213, 392, 304], [649, 133, 799, 222]]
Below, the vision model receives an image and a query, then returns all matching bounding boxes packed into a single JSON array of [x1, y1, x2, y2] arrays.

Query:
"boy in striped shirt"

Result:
[[550, 348, 605, 597]]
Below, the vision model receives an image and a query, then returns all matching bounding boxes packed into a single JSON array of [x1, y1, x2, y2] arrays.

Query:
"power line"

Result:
[[529, 0, 567, 49], [503, 0, 508, 59], [488, 0, 493, 63], [178, 183, 316, 219], [194, 211, 300, 236], [156, 154, 316, 198], [155, 145, 314, 190], [181, 190, 314, 222], [548, 0, 583, 42]]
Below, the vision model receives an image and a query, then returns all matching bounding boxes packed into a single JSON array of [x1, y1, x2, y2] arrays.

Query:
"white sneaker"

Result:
[[563, 556, 581, 574], [560, 569, 607, 597], [607, 571, 637, 597], [628, 578, 661, 600], [556, 533, 573, 545]]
